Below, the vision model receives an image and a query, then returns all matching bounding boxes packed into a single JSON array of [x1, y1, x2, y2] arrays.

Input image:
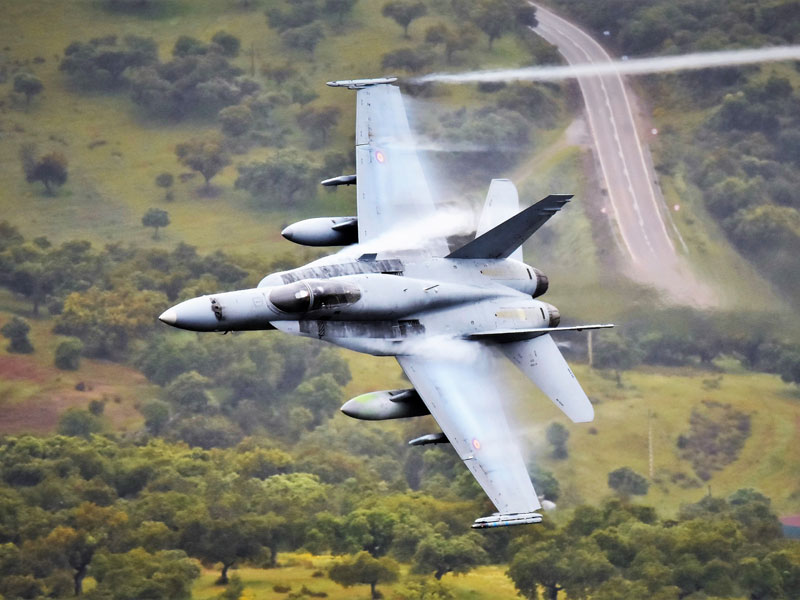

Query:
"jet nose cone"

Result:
[[281, 224, 295, 242], [158, 308, 178, 325], [157, 296, 220, 331]]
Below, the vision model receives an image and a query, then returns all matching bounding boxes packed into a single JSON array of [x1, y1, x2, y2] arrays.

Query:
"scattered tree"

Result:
[[235, 153, 316, 207], [608, 466, 649, 498], [166, 371, 212, 413], [172, 35, 209, 57], [60, 34, 158, 90], [55, 338, 83, 370], [412, 532, 488, 580], [175, 139, 231, 192], [381, 47, 434, 73], [676, 400, 751, 480], [219, 104, 254, 137], [262, 63, 297, 84], [296, 105, 341, 147], [472, 0, 536, 49], [329, 551, 399, 600], [281, 22, 325, 57], [508, 536, 614, 600], [58, 408, 103, 438], [324, 0, 357, 23], [425, 23, 479, 63], [217, 574, 245, 600], [13, 72, 43, 107], [88, 548, 199, 600], [155, 172, 174, 201], [382, 1, 427, 38], [211, 31, 242, 57], [266, 0, 317, 31], [127, 51, 257, 120], [1, 317, 34, 354], [139, 398, 171, 435], [546, 422, 570, 459], [592, 331, 642, 386], [21, 148, 68, 195], [104, 0, 165, 12], [142, 208, 170, 239]]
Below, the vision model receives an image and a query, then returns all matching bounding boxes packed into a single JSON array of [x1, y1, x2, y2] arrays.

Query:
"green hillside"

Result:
[[1, 1, 799, 599]]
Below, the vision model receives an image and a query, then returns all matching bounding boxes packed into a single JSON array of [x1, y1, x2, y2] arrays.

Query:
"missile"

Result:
[[281, 217, 358, 247], [327, 77, 398, 89], [408, 432, 448, 446], [341, 389, 429, 420], [321, 174, 356, 187], [471, 512, 543, 529]]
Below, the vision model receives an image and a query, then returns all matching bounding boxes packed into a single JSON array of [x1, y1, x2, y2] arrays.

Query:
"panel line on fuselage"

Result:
[[279, 259, 404, 283]]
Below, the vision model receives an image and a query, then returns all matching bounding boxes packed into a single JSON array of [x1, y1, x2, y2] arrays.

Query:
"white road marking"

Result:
[[548, 21, 655, 255]]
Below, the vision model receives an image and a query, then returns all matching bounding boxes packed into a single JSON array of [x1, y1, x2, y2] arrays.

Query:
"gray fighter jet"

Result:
[[159, 78, 612, 529]]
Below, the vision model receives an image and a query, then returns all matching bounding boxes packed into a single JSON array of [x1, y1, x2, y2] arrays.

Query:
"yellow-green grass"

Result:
[[534, 363, 800, 517], [191, 554, 520, 600], [0, 0, 540, 260]]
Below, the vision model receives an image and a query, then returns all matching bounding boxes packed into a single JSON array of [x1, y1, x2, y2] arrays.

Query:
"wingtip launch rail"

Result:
[[326, 77, 398, 89]]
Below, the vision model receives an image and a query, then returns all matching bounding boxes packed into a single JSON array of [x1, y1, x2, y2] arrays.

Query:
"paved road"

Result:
[[531, 5, 706, 301]]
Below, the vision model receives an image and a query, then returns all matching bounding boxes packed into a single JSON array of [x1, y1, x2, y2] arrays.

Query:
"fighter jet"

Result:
[[159, 77, 612, 529]]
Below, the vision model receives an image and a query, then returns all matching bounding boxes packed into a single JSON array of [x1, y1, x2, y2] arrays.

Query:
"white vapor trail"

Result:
[[335, 206, 475, 257], [413, 45, 800, 84]]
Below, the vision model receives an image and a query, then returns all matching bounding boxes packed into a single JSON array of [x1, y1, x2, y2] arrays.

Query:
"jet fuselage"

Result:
[[159, 253, 557, 356]]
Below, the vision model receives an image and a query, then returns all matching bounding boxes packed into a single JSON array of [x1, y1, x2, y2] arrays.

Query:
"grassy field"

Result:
[[1, 2, 799, 598], [191, 556, 521, 600], [0, 0, 537, 256]]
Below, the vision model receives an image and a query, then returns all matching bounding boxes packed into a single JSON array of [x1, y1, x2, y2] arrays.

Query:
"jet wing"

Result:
[[397, 343, 541, 515], [350, 83, 449, 253]]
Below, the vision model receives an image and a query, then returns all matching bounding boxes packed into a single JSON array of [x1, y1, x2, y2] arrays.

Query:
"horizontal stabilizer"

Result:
[[447, 194, 572, 259], [500, 334, 594, 423], [472, 512, 543, 529], [468, 323, 614, 342]]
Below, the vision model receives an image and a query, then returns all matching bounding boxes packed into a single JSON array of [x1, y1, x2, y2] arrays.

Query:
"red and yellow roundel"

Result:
[[375, 150, 386, 163], [472, 438, 481, 450]]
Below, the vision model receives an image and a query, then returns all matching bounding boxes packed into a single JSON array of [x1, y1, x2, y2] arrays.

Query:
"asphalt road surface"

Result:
[[531, 5, 709, 303]]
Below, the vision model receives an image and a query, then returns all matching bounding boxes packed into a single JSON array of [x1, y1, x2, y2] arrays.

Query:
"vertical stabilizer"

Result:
[[477, 180, 522, 261]]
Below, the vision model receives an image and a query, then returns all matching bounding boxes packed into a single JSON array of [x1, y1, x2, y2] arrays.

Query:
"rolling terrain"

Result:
[[0, 1, 798, 599]]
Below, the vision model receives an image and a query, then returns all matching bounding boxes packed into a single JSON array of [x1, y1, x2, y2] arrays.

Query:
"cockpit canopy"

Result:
[[268, 279, 361, 313]]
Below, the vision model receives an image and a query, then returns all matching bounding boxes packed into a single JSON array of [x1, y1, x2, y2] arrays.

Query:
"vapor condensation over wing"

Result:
[[413, 45, 800, 84]]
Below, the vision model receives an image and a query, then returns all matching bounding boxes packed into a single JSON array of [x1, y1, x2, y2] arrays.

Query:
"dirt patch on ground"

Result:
[[0, 355, 53, 384], [0, 355, 148, 435], [1, 386, 144, 435]]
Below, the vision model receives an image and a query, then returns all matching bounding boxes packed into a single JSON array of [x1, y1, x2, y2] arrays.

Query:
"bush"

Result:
[[60, 35, 158, 90], [58, 408, 103, 437], [677, 400, 751, 479], [608, 467, 649, 497], [55, 338, 83, 370], [1, 317, 35, 354]]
